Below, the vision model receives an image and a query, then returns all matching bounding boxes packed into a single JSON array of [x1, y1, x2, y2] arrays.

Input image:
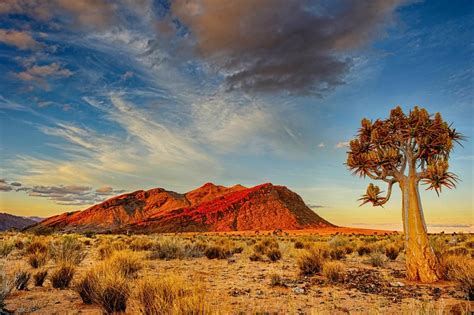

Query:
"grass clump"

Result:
[[357, 244, 372, 256], [13, 269, 30, 290], [294, 241, 304, 249], [367, 253, 385, 267], [384, 244, 401, 261], [107, 250, 143, 278], [270, 274, 285, 287], [33, 270, 48, 287], [266, 248, 282, 262], [0, 268, 12, 312], [135, 274, 210, 315], [0, 241, 15, 258], [249, 253, 263, 262], [27, 250, 48, 269], [322, 261, 345, 283], [297, 249, 325, 276], [441, 255, 474, 300], [50, 236, 85, 265], [204, 245, 232, 259], [51, 263, 75, 289]]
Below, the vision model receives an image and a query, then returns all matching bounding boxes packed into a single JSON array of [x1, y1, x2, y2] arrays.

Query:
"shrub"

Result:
[[50, 236, 85, 265], [27, 251, 48, 269], [294, 241, 304, 249], [51, 263, 75, 289], [14, 270, 30, 290], [357, 245, 372, 256], [82, 231, 95, 238], [343, 245, 354, 255], [254, 239, 279, 255], [384, 245, 401, 261], [149, 239, 183, 260], [107, 250, 143, 278], [329, 247, 346, 260], [33, 270, 48, 287], [204, 245, 232, 259], [267, 248, 282, 262], [249, 253, 263, 262], [0, 241, 15, 258], [135, 274, 209, 315], [25, 240, 48, 255], [297, 249, 325, 276], [322, 261, 345, 283], [367, 253, 385, 267], [441, 255, 474, 300]]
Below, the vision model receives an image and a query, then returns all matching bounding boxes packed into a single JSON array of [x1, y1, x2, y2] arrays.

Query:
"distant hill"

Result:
[[28, 183, 334, 233], [0, 213, 38, 231]]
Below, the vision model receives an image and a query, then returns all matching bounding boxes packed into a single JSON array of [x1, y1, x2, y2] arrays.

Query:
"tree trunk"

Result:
[[400, 176, 440, 283]]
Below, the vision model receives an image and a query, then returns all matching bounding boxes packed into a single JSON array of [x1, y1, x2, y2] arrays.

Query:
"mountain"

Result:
[[0, 213, 38, 231], [28, 183, 334, 233]]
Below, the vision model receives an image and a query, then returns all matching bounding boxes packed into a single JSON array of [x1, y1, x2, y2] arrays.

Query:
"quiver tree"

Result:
[[346, 106, 463, 283]]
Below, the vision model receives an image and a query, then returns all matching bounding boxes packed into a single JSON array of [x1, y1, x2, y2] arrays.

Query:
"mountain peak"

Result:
[[28, 183, 335, 233]]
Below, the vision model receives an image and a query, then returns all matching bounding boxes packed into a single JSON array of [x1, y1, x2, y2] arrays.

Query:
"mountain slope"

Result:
[[29, 183, 334, 233], [0, 213, 37, 231]]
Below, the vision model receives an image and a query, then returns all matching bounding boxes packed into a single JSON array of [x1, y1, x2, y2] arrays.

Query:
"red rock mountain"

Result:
[[28, 183, 334, 233]]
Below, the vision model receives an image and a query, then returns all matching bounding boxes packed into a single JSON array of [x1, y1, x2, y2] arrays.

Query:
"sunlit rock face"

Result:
[[28, 183, 334, 233]]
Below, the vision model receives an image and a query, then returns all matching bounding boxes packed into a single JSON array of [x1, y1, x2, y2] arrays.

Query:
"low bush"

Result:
[[249, 253, 263, 262], [50, 236, 85, 265], [0, 241, 15, 258], [33, 270, 48, 287], [267, 248, 282, 262], [204, 245, 232, 259], [441, 255, 474, 300], [27, 251, 48, 269], [322, 261, 345, 283], [294, 241, 304, 249], [367, 253, 385, 267], [329, 247, 346, 260], [107, 250, 143, 278], [14, 270, 30, 290], [357, 245, 372, 256], [51, 263, 75, 289], [297, 249, 325, 276], [384, 245, 401, 261]]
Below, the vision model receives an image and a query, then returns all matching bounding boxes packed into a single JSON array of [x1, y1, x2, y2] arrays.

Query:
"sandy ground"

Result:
[[2, 232, 472, 314]]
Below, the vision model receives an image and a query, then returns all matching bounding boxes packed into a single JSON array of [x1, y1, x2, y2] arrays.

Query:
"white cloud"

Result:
[[335, 141, 350, 149], [318, 142, 325, 148]]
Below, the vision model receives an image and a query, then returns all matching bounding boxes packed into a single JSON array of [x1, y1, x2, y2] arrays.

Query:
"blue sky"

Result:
[[0, 0, 472, 232]]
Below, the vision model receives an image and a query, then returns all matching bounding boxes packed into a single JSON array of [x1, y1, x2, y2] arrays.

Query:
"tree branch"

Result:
[[375, 180, 395, 206]]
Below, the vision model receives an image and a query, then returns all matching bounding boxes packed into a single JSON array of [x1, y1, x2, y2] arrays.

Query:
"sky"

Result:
[[0, 0, 472, 232]]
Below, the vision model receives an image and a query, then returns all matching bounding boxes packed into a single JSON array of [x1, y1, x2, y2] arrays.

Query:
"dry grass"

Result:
[[135, 274, 210, 315], [13, 269, 30, 291], [384, 244, 401, 261], [50, 263, 75, 289], [33, 270, 48, 287], [76, 263, 130, 313], [26, 250, 48, 269], [322, 261, 345, 283], [440, 255, 474, 300], [50, 236, 85, 265], [0, 266, 12, 311], [297, 248, 325, 275], [107, 250, 143, 278]]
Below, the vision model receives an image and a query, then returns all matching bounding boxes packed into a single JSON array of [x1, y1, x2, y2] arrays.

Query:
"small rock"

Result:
[[293, 287, 305, 294], [390, 281, 405, 287]]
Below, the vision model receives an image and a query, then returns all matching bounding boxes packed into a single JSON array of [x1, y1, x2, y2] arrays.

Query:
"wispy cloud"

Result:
[[335, 141, 350, 149], [0, 29, 41, 50]]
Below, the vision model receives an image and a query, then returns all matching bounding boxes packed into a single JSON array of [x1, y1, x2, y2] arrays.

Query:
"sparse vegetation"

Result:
[[385, 244, 401, 261], [13, 269, 30, 290], [51, 263, 75, 289]]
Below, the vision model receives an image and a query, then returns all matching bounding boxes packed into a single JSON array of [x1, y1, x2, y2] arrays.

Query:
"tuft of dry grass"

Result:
[[204, 245, 232, 259], [107, 250, 143, 278], [367, 253, 385, 267], [270, 274, 285, 287], [384, 244, 401, 261], [13, 269, 30, 290], [249, 253, 263, 262], [357, 244, 372, 256], [97, 240, 127, 260], [76, 263, 130, 313], [266, 248, 282, 262], [27, 250, 48, 269], [322, 261, 345, 283], [51, 263, 75, 289], [33, 270, 48, 287], [297, 249, 325, 276], [440, 255, 474, 300], [294, 241, 304, 249], [0, 241, 15, 258], [135, 274, 210, 315], [50, 236, 85, 265]]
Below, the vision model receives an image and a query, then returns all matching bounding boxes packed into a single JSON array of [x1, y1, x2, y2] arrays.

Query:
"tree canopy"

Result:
[[346, 106, 463, 206]]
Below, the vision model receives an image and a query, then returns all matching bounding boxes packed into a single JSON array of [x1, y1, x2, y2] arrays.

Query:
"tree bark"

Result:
[[400, 176, 440, 283]]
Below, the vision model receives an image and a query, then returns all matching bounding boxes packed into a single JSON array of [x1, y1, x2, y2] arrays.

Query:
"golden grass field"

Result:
[[0, 230, 473, 314]]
